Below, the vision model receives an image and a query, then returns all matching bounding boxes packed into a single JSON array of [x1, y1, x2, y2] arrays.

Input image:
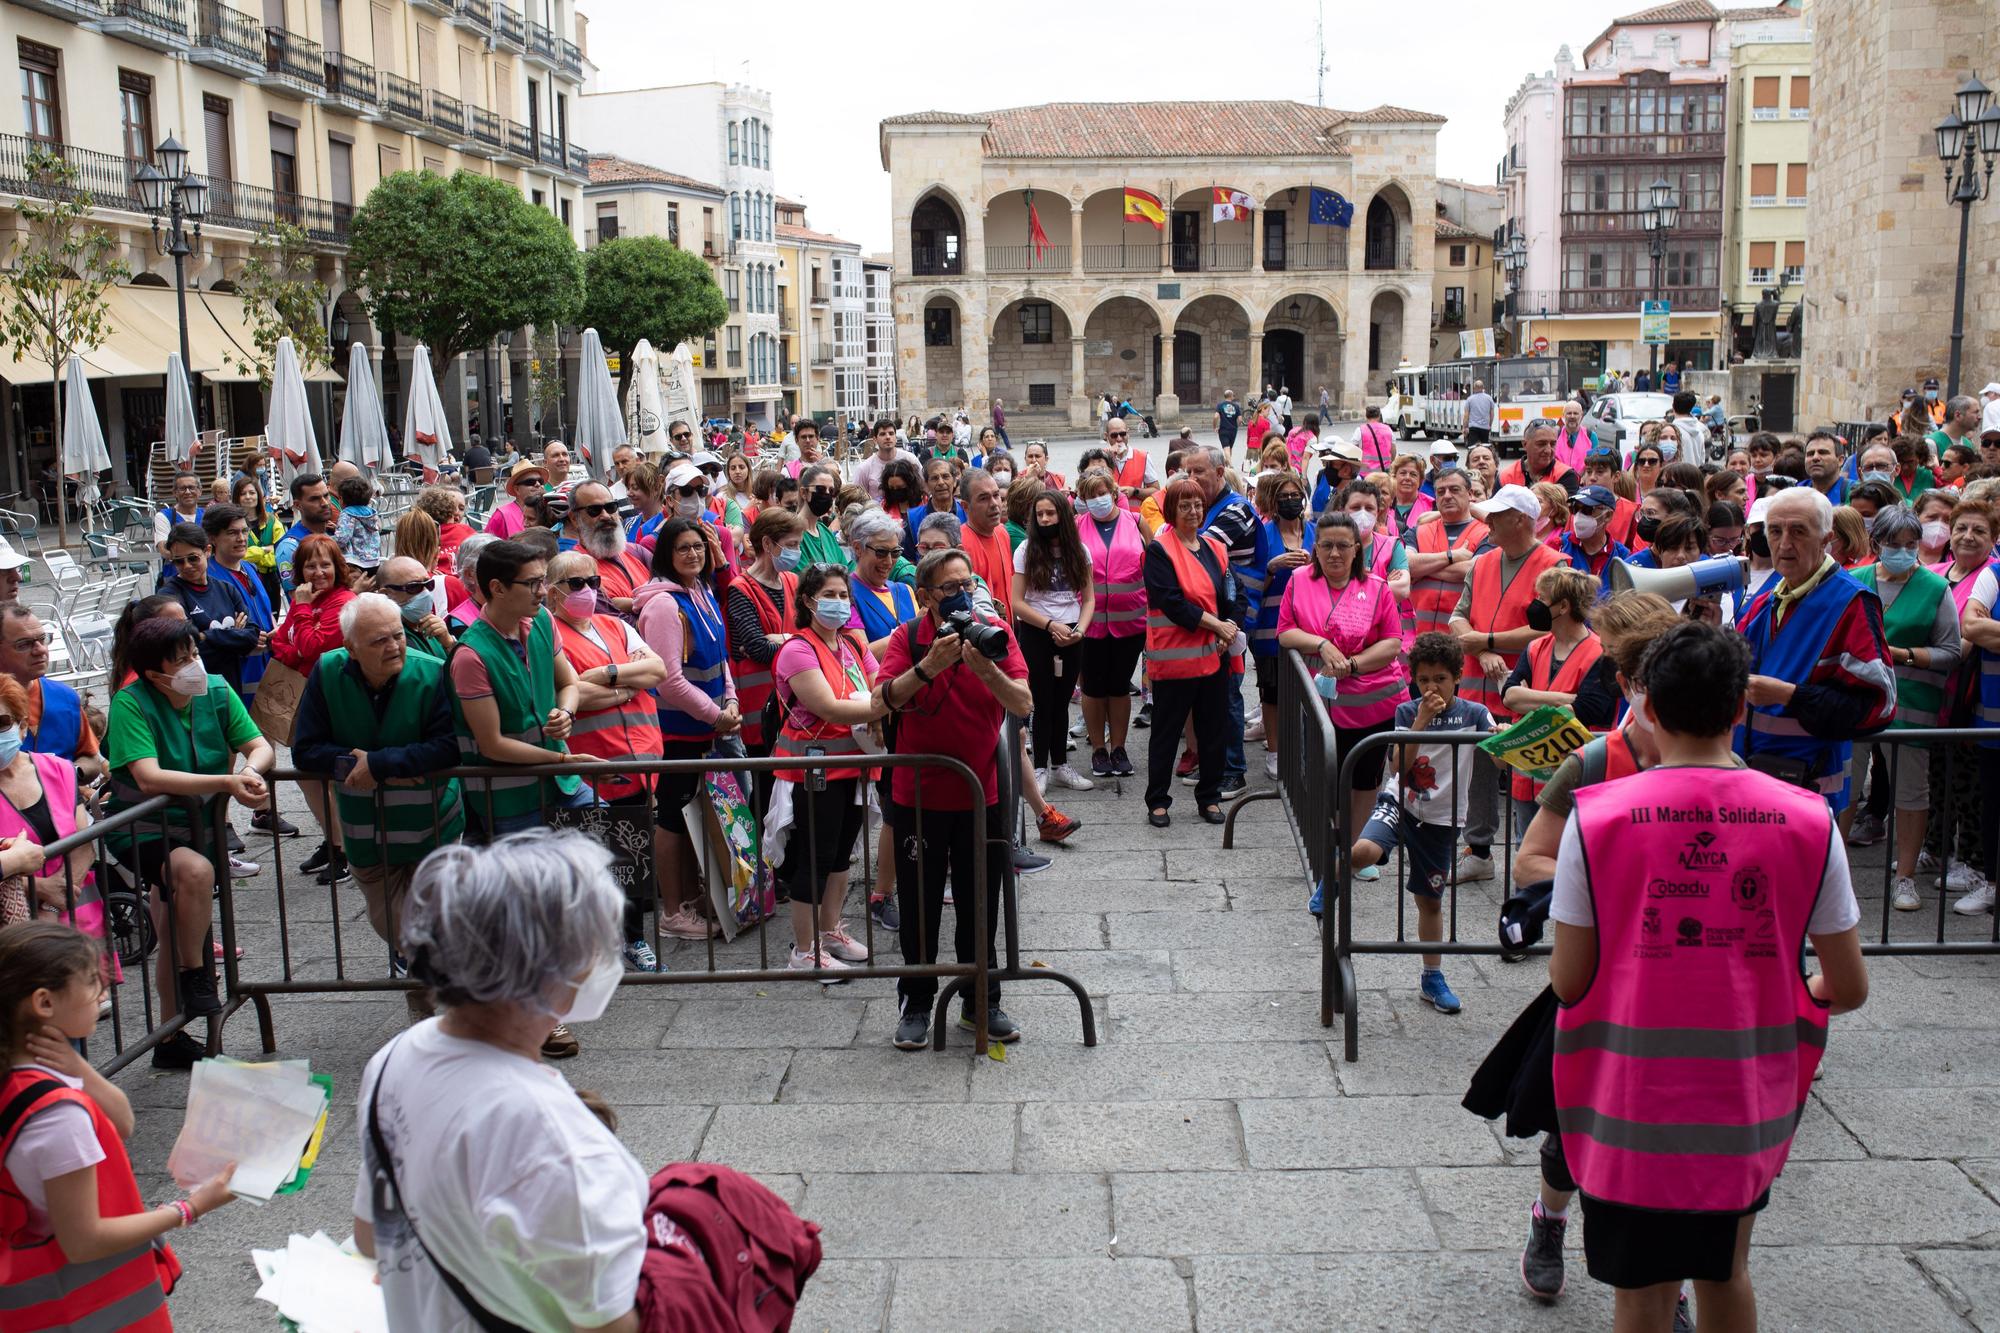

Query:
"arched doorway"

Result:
[[989, 297, 1073, 414], [1364, 184, 1412, 271], [1263, 294, 1341, 412], [922, 294, 963, 410], [1083, 295, 1162, 409], [1175, 294, 1252, 406], [1369, 290, 1406, 378], [911, 191, 965, 277]]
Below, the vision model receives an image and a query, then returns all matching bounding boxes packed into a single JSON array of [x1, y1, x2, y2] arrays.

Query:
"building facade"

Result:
[[2, 0, 591, 488], [1801, 0, 1997, 422], [775, 200, 863, 426], [878, 100, 1443, 427], [577, 80, 782, 426], [1722, 3, 1811, 359], [861, 256, 897, 420], [1430, 179, 1503, 363]]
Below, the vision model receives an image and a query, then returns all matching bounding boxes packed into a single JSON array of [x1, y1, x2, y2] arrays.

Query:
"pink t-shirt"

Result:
[[774, 633, 879, 731], [1276, 570, 1406, 726], [483, 500, 528, 538]]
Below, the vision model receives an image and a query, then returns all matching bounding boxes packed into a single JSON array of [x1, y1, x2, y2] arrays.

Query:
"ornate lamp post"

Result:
[[1640, 177, 1681, 383], [131, 134, 207, 379], [1502, 236, 1527, 353], [1934, 75, 2000, 398]]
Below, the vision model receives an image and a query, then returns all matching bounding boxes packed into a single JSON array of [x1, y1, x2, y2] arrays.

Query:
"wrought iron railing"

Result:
[[425, 90, 466, 137], [194, 0, 263, 67], [503, 119, 535, 159], [381, 71, 424, 121], [493, 2, 524, 46], [263, 27, 324, 88], [451, 0, 490, 28], [323, 52, 376, 105], [1262, 240, 1348, 271], [1081, 243, 1157, 273], [466, 105, 502, 150], [104, 0, 189, 41], [525, 18, 556, 60]]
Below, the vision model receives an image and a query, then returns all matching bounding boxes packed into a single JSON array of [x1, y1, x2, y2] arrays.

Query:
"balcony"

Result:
[[423, 90, 465, 142], [1261, 239, 1347, 272], [492, 2, 523, 47], [502, 118, 535, 162], [1559, 284, 1720, 316], [202, 175, 351, 245], [538, 131, 562, 164], [100, 0, 191, 51], [380, 71, 424, 125], [319, 51, 376, 114], [809, 286, 828, 306], [557, 38, 582, 81], [259, 26, 323, 97], [408, 0, 448, 13], [1176, 241, 1252, 273], [726, 350, 742, 369], [702, 234, 719, 259], [1363, 235, 1415, 271], [190, 0, 265, 78], [984, 244, 1070, 274], [566, 142, 588, 178], [1564, 130, 1725, 159], [1503, 290, 1560, 320], [1441, 300, 1466, 326], [1081, 244, 1155, 274], [524, 19, 557, 66], [784, 362, 800, 386], [1562, 208, 1723, 235], [460, 105, 501, 156], [448, 0, 488, 31], [9, 0, 101, 22], [814, 341, 834, 362]]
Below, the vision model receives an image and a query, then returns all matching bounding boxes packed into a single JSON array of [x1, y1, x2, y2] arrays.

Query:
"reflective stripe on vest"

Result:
[[1856, 564, 1950, 733], [1458, 543, 1562, 721], [659, 583, 730, 741], [1735, 570, 1877, 799], [1409, 517, 1487, 635], [726, 573, 795, 747], [557, 616, 666, 802], [1144, 532, 1228, 680], [773, 631, 871, 782], [1078, 512, 1149, 640]]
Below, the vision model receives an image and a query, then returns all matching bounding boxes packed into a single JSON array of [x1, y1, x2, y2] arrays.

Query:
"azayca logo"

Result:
[[1677, 830, 1729, 871]]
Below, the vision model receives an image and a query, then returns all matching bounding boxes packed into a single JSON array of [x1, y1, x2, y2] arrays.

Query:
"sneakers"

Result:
[[1011, 845, 1052, 874], [1032, 767, 1048, 793], [1265, 753, 1279, 781], [661, 906, 716, 939], [1175, 749, 1198, 779], [1454, 852, 1496, 883], [959, 1004, 1022, 1043], [177, 967, 222, 1017], [1069, 717, 1087, 738], [1919, 849, 1941, 875], [1244, 716, 1266, 743], [1353, 863, 1380, 882], [1520, 1201, 1567, 1300], [1892, 876, 1921, 912], [541, 1023, 580, 1059], [821, 925, 869, 963], [1847, 813, 1886, 846], [1091, 747, 1114, 777], [250, 809, 300, 838], [1419, 969, 1463, 1015], [622, 940, 662, 972], [301, 841, 332, 875], [788, 946, 849, 982], [314, 852, 349, 886], [1946, 862, 1988, 893], [870, 896, 900, 933], [1037, 807, 1081, 844], [1109, 746, 1135, 776], [1953, 880, 1996, 915], [228, 854, 260, 880], [1216, 774, 1248, 800], [892, 1005, 931, 1050], [1673, 1291, 1694, 1333], [151, 1031, 205, 1071], [1134, 701, 1152, 729], [1050, 764, 1095, 792]]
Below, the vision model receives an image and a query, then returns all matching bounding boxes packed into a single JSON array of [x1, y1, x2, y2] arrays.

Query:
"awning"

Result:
[[0, 284, 344, 385]]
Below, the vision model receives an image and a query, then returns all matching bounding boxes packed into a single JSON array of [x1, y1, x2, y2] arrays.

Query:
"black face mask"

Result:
[[1749, 529, 1771, 558], [807, 491, 835, 518], [1276, 497, 1306, 521], [1524, 599, 1555, 632], [1636, 515, 1661, 543], [883, 487, 908, 506]]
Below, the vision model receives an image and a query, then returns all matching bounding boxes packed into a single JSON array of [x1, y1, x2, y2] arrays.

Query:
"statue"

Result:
[[1782, 299, 1803, 359], [1751, 288, 1781, 360]]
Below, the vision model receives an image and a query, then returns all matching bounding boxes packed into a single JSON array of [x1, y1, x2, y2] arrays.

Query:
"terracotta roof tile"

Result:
[[881, 100, 1444, 160], [1613, 0, 1721, 22], [585, 154, 723, 194], [1434, 214, 1482, 240], [777, 222, 858, 248]]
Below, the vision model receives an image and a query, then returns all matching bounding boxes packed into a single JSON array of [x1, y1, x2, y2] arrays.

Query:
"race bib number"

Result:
[[1477, 705, 1594, 783]]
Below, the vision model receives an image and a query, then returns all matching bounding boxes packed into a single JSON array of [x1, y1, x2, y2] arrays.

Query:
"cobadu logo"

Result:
[[1647, 878, 1711, 899], [1677, 830, 1729, 870], [1676, 916, 1705, 944], [1732, 867, 1770, 912]]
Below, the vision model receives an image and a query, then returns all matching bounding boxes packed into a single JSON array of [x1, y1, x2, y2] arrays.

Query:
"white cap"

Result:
[[664, 462, 704, 489], [692, 451, 724, 471], [1981, 381, 2000, 397], [1428, 440, 1459, 457], [1321, 440, 1363, 464], [0, 538, 26, 571], [1471, 483, 1542, 522], [1747, 495, 1775, 526]]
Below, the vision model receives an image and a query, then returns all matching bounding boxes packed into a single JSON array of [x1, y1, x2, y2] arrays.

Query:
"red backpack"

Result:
[[636, 1163, 822, 1332]]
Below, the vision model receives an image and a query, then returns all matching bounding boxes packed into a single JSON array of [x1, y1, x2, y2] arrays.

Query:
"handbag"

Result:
[[249, 657, 308, 747]]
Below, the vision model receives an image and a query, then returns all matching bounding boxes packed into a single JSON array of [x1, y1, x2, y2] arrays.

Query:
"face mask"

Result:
[[675, 496, 705, 519], [562, 587, 598, 619], [1276, 497, 1306, 522], [884, 487, 908, 506], [775, 545, 803, 571], [807, 490, 835, 518], [1572, 513, 1601, 540], [0, 727, 21, 769], [1624, 685, 1654, 735], [1922, 521, 1950, 549], [990, 471, 1013, 488], [1878, 546, 1921, 574], [814, 597, 851, 627], [1086, 494, 1118, 521], [1349, 509, 1377, 536], [937, 588, 972, 619], [1636, 515, 1661, 542], [1036, 519, 1060, 532], [553, 954, 621, 1024], [399, 590, 434, 622], [168, 659, 209, 696], [1749, 529, 1772, 559], [1862, 470, 1893, 486], [1658, 440, 1679, 462], [1926, 390, 1939, 401], [1524, 599, 1555, 632]]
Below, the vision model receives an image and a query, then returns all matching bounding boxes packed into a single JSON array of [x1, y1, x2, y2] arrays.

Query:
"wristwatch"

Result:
[[607, 662, 619, 687]]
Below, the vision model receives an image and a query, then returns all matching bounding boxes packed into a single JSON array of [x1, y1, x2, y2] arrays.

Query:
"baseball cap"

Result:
[[1747, 495, 1775, 526], [693, 451, 724, 472], [1980, 382, 2000, 397], [0, 538, 27, 572], [1924, 376, 1941, 389], [1572, 485, 1617, 512], [664, 462, 705, 490], [1428, 440, 1459, 457], [1471, 484, 1542, 522]]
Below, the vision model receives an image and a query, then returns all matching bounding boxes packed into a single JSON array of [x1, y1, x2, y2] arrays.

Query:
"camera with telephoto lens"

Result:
[[943, 610, 1010, 661]]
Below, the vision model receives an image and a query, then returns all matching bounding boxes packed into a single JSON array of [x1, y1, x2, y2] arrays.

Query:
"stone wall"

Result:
[[1083, 299, 1161, 409], [988, 302, 1074, 412], [1802, 0, 1999, 423], [1177, 300, 1253, 412]]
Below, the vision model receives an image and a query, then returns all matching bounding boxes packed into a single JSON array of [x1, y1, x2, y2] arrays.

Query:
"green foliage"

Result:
[[348, 169, 582, 373], [227, 222, 331, 389], [0, 146, 131, 394], [579, 236, 728, 359], [529, 326, 564, 434]]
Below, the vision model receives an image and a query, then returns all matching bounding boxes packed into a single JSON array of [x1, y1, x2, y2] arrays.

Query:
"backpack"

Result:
[[637, 1164, 821, 1333]]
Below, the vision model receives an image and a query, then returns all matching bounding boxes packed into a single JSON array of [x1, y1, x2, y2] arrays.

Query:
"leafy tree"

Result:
[[226, 222, 330, 388], [348, 169, 582, 396], [579, 236, 728, 397], [529, 326, 565, 443], [0, 146, 131, 546]]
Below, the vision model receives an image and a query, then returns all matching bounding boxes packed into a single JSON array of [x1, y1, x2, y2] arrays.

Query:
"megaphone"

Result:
[[1608, 555, 1748, 600]]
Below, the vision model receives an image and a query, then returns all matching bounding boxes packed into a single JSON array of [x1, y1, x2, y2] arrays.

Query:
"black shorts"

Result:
[[1254, 652, 1283, 704], [1466, 426, 1492, 445], [1581, 1189, 1767, 1289], [778, 779, 866, 904], [1335, 719, 1393, 791], [1079, 633, 1145, 699]]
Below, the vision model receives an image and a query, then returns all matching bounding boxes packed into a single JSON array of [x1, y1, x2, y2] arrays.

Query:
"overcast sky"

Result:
[[586, 0, 1639, 253]]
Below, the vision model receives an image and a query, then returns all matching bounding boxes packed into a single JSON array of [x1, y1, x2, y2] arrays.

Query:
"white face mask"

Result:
[[1086, 494, 1117, 521], [990, 471, 1012, 488], [168, 659, 209, 696], [1922, 520, 1950, 549], [553, 954, 621, 1024], [1349, 510, 1377, 536], [1572, 513, 1601, 540], [1624, 685, 1654, 735]]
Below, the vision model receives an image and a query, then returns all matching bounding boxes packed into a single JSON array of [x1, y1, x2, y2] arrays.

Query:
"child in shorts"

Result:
[[1351, 631, 1493, 1015]]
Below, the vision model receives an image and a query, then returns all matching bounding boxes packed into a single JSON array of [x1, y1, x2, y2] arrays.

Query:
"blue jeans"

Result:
[[471, 777, 596, 841], [1224, 674, 1246, 781]]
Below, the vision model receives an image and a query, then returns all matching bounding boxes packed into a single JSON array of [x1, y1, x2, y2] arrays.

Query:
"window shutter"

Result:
[[1752, 77, 1779, 109], [1749, 163, 1778, 196], [203, 96, 233, 181], [1749, 241, 1775, 268], [1785, 164, 1807, 199], [1788, 76, 1810, 109], [1783, 241, 1804, 268]]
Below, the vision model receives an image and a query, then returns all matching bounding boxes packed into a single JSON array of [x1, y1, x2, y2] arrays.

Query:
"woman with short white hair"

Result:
[[354, 830, 646, 1333]]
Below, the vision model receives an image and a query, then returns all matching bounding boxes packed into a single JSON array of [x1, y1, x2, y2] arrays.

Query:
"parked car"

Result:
[[1580, 392, 1676, 463]]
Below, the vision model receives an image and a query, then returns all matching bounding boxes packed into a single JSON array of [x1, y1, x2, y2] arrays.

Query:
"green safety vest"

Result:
[[315, 649, 464, 867], [105, 676, 235, 852], [449, 609, 582, 824], [1855, 564, 1950, 729], [405, 626, 449, 663]]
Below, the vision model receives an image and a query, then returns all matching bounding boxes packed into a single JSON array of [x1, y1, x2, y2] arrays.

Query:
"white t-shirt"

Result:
[[1013, 540, 1081, 624], [1967, 566, 1999, 613], [575, 617, 649, 659], [853, 448, 918, 501], [1552, 800, 1860, 935], [353, 1021, 648, 1333], [3, 1064, 103, 1232]]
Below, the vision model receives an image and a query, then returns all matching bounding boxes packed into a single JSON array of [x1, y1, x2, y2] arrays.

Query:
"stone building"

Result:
[[775, 200, 865, 426], [1801, 0, 1998, 423], [877, 100, 1443, 428], [1431, 180, 1504, 362]]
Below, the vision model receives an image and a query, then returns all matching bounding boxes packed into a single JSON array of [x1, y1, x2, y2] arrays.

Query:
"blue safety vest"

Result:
[[23, 678, 83, 761], [1735, 567, 1873, 807], [657, 583, 729, 740], [852, 579, 916, 643]]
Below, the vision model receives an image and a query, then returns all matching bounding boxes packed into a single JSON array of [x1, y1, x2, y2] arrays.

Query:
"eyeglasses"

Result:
[[508, 576, 548, 591], [670, 431, 692, 442], [170, 551, 207, 567], [673, 542, 707, 557], [863, 544, 900, 558], [677, 486, 709, 499], [929, 578, 973, 596], [1106, 431, 1129, 439], [7, 631, 51, 652], [574, 502, 620, 518], [557, 575, 603, 592], [380, 580, 429, 596]]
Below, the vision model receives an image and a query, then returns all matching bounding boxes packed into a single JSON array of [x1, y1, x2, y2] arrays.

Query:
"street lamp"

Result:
[[1935, 75, 2000, 398], [132, 133, 206, 381], [1640, 177, 1681, 382], [1502, 236, 1527, 351]]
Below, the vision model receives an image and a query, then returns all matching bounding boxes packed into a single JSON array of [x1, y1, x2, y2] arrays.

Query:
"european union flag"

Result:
[[1308, 187, 1354, 227]]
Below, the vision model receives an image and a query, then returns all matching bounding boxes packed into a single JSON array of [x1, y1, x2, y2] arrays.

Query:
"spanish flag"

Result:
[[1123, 187, 1166, 230]]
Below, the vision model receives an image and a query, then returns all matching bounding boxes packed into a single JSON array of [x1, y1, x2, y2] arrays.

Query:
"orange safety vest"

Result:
[[1606, 495, 1641, 551], [595, 549, 652, 604], [1458, 542, 1563, 721], [726, 573, 796, 749], [1145, 530, 1228, 680], [0, 1072, 179, 1332], [1498, 458, 1577, 491], [962, 524, 1016, 619], [1409, 516, 1489, 636], [556, 613, 664, 802], [772, 629, 874, 783], [1116, 450, 1150, 490], [1509, 630, 1605, 800]]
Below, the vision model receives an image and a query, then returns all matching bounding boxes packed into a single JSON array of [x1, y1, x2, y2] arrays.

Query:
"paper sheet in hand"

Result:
[[250, 1232, 388, 1333], [168, 1058, 329, 1201]]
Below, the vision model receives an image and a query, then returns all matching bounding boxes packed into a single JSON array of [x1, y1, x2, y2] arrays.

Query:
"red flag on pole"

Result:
[[1028, 200, 1052, 264]]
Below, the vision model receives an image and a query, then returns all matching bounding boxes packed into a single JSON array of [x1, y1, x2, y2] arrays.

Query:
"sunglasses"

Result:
[[671, 431, 692, 442], [380, 580, 430, 596], [573, 502, 620, 518], [557, 575, 602, 592]]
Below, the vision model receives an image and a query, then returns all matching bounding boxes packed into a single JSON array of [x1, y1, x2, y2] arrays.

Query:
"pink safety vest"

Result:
[[1279, 571, 1406, 727], [1556, 766, 1832, 1213], [1076, 510, 1147, 639], [1357, 422, 1397, 473], [0, 753, 113, 978], [1365, 533, 1417, 651]]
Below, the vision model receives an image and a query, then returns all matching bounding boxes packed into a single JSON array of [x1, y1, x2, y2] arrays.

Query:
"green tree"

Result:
[[348, 169, 582, 403], [0, 146, 131, 547], [226, 222, 331, 388], [579, 235, 728, 397]]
